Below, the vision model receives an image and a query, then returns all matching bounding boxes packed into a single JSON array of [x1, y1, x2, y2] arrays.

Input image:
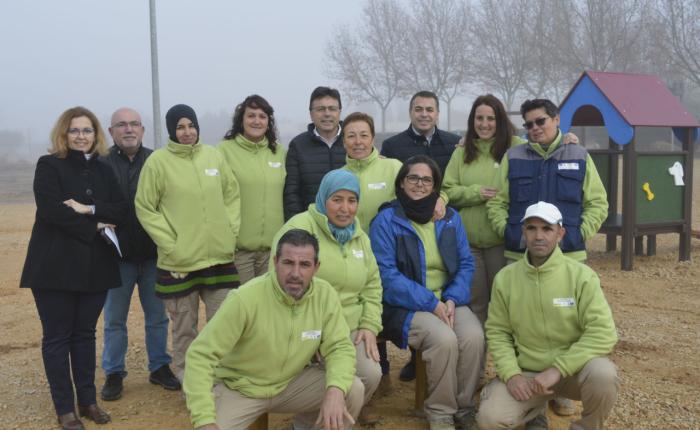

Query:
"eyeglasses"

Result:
[[112, 121, 142, 129], [405, 175, 434, 186], [523, 117, 549, 130], [311, 106, 340, 113], [67, 128, 95, 136]]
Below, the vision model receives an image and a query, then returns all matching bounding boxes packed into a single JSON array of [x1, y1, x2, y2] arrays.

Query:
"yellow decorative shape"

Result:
[[642, 182, 655, 201]]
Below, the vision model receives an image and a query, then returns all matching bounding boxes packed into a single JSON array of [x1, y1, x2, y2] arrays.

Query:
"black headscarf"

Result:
[[165, 104, 200, 143], [396, 187, 438, 224]]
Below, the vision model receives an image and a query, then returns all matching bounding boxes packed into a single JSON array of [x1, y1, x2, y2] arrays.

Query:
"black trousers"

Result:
[[32, 289, 107, 415]]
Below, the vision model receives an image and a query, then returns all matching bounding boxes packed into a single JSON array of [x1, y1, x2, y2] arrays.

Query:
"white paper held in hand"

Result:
[[103, 226, 122, 257]]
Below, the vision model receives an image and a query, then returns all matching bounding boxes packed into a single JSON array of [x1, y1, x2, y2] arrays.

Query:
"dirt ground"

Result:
[[0, 161, 699, 430]]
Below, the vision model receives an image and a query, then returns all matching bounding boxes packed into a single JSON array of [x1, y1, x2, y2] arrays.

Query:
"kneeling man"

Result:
[[478, 202, 618, 430], [184, 229, 363, 430]]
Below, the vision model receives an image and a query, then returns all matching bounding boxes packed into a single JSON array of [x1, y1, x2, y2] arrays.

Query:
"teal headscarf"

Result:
[[315, 169, 360, 245]]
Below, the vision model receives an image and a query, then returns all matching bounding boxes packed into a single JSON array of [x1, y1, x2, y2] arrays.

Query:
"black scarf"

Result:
[[397, 187, 438, 224]]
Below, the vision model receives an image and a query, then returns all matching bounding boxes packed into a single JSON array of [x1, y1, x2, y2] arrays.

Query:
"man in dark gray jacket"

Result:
[[283, 86, 346, 220], [100, 108, 180, 400]]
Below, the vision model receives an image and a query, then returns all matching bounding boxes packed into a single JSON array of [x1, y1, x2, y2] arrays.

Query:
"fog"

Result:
[[0, 0, 386, 158]]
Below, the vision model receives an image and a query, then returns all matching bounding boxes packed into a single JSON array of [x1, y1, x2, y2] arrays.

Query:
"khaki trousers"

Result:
[[165, 288, 230, 379], [293, 330, 382, 428], [469, 244, 506, 326], [477, 357, 619, 430], [234, 250, 271, 285], [408, 306, 485, 421], [214, 366, 364, 430]]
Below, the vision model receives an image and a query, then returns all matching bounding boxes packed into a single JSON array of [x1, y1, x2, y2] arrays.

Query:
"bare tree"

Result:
[[325, 0, 408, 131], [400, 0, 471, 130], [656, 0, 700, 89], [469, 0, 531, 109]]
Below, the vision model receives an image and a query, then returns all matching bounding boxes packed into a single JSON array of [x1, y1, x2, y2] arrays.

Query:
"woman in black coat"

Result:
[[20, 106, 127, 430]]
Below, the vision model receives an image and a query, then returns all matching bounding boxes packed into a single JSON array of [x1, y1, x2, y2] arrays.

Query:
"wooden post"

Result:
[[679, 128, 694, 261], [647, 235, 657, 256], [621, 137, 637, 270], [414, 350, 428, 412], [606, 139, 621, 252]]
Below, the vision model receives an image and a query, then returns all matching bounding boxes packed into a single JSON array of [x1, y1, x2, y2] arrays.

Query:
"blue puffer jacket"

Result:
[[369, 200, 474, 348]]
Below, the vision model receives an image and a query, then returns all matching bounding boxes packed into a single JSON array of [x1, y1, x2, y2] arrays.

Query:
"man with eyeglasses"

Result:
[[99, 108, 180, 401], [381, 91, 460, 175], [283, 86, 347, 220], [486, 98, 607, 264]]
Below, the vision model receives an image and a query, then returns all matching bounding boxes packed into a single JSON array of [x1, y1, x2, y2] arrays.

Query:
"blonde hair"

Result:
[[49, 106, 108, 158]]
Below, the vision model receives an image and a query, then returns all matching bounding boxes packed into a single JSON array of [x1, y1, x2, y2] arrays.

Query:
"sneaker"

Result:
[[455, 408, 477, 430], [100, 373, 123, 401], [525, 413, 549, 430], [429, 417, 455, 430], [550, 397, 576, 416], [149, 365, 182, 391], [399, 349, 417, 382]]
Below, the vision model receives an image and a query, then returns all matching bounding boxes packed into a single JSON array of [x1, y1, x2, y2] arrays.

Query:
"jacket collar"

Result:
[[269, 270, 316, 306], [308, 204, 361, 243], [110, 143, 145, 162], [384, 199, 454, 228], [527, 130, 562, 158], [166, 139, 202, 157], [230, 134, 269, 153], [344, 147, 378, 172], [522, 246, 565, 273]]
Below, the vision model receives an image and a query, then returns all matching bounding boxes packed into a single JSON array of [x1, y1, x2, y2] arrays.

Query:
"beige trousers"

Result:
[[469, 244, 506, 326], [408, 306, 485, 421], [214, 366, 364, 430], [477, 357, 619, 430], [293, 330, 382, 428], [234, 250, 271, 285], [164, 288, 230, 379]]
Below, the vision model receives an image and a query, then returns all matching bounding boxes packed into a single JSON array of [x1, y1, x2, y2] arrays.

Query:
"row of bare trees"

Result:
[[325, 0, 700, 131]]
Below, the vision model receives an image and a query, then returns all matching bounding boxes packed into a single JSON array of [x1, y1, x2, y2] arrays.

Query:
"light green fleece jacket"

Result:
[[486, 132, 608, 261], [442, 137, 524, 248], [135, 140, 240, 271], [271, 205, 383, 335], [217, 135, 286, 251], [342, 148, 402, 233], [486, 246, 617, 382], [184, 272, 356, 428]]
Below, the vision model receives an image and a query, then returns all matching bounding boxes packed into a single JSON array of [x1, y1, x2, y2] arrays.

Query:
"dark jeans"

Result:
[[32, 289, 107, 415]]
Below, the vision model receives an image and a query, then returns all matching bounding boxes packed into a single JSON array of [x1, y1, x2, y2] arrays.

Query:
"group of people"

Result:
[[20, 86, 619, 430]]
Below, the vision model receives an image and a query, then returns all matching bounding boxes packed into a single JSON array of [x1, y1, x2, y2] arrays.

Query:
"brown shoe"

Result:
[[57, 412, 85, 430], [78, 404, 111, 424]]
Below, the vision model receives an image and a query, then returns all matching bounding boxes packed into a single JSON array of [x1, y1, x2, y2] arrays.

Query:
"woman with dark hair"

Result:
[[135, 104, 241, 381], [442, 94, 520, 326], [21, 106, 127, 430], [218, 95, 286, 284], [370, 155, 484, 430]]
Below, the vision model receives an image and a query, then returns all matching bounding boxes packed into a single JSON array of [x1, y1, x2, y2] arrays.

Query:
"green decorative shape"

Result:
[[635, 155, 685, 223]]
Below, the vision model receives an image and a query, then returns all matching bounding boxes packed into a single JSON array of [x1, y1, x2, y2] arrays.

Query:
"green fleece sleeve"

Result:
[[358, 236, 383, 334], [442, 150, 484, 208], [580, 154, 608, 240], [486, 156, 510, 237], [319, 288, 357, 394], [552, 272, 617, 377], [485, 272, 522, 382], [220, 155, 241, 250], [134, 157, 176, 253], [184, 292, 245, 428]]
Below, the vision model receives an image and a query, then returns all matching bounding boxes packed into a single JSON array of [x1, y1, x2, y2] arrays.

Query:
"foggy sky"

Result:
[[0, 0, 389, 151]]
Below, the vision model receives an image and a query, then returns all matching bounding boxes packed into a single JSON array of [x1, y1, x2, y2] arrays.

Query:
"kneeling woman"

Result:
[[369, 155, 484, 429], [271, 169, 382, 424]]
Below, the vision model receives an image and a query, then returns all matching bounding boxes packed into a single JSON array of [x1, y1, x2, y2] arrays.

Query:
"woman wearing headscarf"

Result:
[[21, 106, 127, 430], [135, 104, 241, 380], [271, 169, 382, 425], [218, 95, 286, 284], [370, 155, 484, 430]]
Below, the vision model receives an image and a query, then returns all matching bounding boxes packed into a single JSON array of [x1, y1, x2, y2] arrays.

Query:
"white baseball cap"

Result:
[[521, 201, 563, 226]]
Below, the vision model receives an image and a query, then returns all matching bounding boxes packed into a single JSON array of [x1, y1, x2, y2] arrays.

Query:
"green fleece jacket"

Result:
[[486, 132, 608, 261], [271, 206, 383, 335], [183, 272, 356, 428], [135, 140, 240, 271], [486, 247, 617, 382], [217, 135, 286, 252], [342, 149, 402, 233], [442, 137, 524, 248]]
